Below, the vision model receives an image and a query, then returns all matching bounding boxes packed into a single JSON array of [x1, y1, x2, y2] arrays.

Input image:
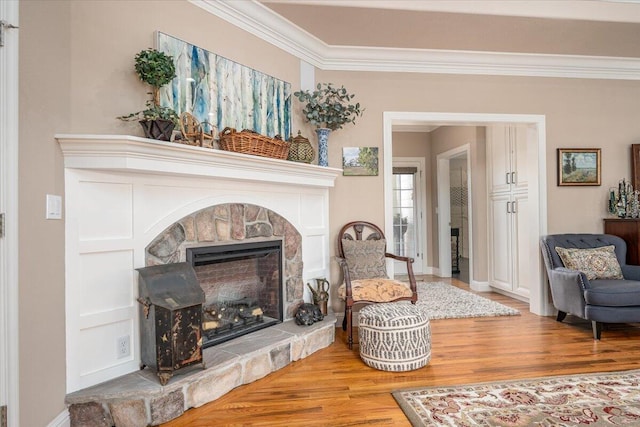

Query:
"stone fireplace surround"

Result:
[[145, 202, 304, 321], [57, 135, 341, 425]]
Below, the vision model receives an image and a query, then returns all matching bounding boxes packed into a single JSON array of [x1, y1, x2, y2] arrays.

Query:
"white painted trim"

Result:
[[436, 154, 452, 278], [470, 279, 491, 293], [0, 1, 20, 426], [383, 112, 549, 316], [193, 0, 640, 80], [55, 134, 342, 188], [299, 60, 315, 92], [47, 410, 70, 427]]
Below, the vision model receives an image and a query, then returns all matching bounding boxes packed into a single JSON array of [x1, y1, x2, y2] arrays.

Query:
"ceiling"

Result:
[[258, 0, 640, 57], [259, 1, 640, 23], [253, 1, 640, 132]]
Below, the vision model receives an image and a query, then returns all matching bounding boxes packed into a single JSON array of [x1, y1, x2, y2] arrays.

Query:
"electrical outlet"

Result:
[[117, 335, 130, 359]]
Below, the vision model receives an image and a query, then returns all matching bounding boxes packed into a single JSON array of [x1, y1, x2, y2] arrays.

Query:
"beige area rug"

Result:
[[392, 369, 640, 426], [414, 282, 519, 320]]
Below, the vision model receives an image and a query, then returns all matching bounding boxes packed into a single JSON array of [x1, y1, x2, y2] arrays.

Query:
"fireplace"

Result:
[[58, 134, 340, 393], [186, 240, 283, 348]]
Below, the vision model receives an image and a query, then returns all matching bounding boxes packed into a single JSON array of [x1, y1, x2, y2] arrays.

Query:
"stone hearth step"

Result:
[[66, 315, 336, 427]]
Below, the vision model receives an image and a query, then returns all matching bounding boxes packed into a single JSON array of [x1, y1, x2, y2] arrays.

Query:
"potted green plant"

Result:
[[294, 83, 363, 166], [118, 48, 179, 141]]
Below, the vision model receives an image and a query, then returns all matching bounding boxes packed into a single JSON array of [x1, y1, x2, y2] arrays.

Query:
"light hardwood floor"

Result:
[[163, 276, 640, 426]]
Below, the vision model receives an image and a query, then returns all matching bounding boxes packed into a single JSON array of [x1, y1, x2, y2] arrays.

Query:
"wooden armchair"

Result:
[[336, 221, 418, 349]]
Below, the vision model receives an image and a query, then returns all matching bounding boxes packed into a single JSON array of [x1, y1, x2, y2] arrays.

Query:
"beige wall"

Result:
[[18, 1, 640, 424], [315, 71, 640, 311], [19, 1, 70, 425], [19, 1, 302, 425]]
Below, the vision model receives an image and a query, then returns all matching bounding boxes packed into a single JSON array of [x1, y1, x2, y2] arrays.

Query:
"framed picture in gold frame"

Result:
[[631, 144, 640, 191], [557, 148, 601, 186]]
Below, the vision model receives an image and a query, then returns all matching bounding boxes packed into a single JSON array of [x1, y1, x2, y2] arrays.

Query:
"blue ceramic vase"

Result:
[[316, 128, 331, 167]]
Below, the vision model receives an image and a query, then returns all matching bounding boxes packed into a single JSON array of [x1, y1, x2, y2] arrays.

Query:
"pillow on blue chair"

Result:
[[555, 245, 623, 280]]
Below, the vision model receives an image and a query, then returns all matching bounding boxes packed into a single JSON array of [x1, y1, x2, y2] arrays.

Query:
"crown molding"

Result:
[[192, 0, 640, 80]]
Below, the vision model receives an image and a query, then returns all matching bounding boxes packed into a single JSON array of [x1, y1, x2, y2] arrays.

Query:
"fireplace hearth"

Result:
[[187, 240, 283, 348]]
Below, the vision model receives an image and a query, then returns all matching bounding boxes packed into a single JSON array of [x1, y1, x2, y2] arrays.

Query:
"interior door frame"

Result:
[[383, 111, 550, 316], [0, 1, 20, 426], [392, 157, 426, 275]]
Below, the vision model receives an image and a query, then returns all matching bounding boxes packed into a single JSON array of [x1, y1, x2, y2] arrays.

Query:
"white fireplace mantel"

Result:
[[57, 134, 340, 393], [55, 134, 342, 187]]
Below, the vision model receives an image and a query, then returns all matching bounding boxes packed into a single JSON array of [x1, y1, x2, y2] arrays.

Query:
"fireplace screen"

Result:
[[187, 240, 283, 348]]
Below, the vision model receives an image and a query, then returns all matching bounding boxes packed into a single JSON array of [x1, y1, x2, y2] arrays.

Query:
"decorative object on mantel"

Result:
[[557, 148, 601, 186], [117, 48, 180, 141], [287, 131, 315, 163], [294, 303, 324, 326], [219, 127, 290, 160], [157, 32, 291, 140], [294, 83, 364, 167], [608, 178, 640, 218], [307, 278, 329, 315], [179, 112, 216, 148]]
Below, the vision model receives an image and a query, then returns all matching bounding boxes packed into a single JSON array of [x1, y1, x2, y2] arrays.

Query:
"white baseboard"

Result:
[[48, 409, 70, 427], [422, 266, 436, 275], [470, 280, 491, 292]]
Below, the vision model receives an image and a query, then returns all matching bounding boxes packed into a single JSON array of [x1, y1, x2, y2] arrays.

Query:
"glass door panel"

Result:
[[392, 172, 420, 274]]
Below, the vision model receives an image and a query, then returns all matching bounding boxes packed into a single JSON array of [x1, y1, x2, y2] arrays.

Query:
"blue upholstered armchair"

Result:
[[540, 233, 640, 339]]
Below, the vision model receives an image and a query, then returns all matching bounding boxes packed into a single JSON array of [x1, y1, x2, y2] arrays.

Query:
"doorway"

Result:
[[449, 151, 470, 284], [383, 112, 550, 316]]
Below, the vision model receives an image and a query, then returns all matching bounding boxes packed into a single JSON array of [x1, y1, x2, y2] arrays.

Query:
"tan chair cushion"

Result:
[[342, 238, 388, 280], [555, 245, 623, 280], [338, 278, 413, 302]]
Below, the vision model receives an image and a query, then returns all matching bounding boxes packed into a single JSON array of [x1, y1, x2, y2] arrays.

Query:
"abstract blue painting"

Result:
[[157, 32, 291, 138]]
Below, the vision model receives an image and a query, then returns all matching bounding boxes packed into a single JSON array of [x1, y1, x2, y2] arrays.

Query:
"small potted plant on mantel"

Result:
[[118, 48, 179, 141], [294, 83, 363, 167]]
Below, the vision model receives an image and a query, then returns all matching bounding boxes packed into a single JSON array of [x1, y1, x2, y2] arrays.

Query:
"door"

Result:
[[0, 3, 19, 426], [392, 160, 424, 275], [488, 192, 512, 291]]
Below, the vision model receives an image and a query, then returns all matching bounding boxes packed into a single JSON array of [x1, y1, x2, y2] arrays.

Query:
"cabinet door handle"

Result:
[[511, 171, 516, 184], [505, 172, 510, 184], [506, 201, 511, 213], [512, 201, 517, 213]]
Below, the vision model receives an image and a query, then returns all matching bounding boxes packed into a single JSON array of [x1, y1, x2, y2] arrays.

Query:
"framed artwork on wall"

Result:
[[631, 144, 640, 191], [557, 148, 601, 186], [157, 32, 292, 139], [342, 147, 379, 176]]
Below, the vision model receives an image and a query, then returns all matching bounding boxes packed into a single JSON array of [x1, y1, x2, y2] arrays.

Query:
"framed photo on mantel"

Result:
[[632, 144, 640, 191]]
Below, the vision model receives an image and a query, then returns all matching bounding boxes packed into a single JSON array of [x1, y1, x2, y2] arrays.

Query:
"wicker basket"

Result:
[[219, 127, 290, 160]]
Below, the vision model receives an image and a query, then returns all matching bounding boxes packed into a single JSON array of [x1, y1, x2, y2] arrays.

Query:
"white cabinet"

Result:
[[488, 191, 530, 297], [487, 124, 528, 194], [487, 124, 532, 299]]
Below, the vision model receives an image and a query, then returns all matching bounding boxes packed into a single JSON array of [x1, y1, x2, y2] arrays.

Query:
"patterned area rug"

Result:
[[392, 369, 640, 426], [415, 282, 519, 320]]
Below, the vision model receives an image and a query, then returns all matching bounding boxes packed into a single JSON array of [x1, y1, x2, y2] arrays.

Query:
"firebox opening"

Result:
[[186, 240, 283, 348]]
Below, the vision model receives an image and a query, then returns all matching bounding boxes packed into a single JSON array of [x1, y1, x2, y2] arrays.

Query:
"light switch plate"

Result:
[[46, 194, 62, 220]]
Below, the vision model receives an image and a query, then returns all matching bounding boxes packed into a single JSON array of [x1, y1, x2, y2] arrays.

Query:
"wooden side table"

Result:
[[604, 218, 640, 265]]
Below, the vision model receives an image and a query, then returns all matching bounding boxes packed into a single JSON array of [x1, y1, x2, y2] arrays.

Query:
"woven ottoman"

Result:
[[358, 303, 431, 372]]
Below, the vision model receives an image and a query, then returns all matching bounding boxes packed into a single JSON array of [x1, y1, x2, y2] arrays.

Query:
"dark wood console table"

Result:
[[604, 218, 640, 265]]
